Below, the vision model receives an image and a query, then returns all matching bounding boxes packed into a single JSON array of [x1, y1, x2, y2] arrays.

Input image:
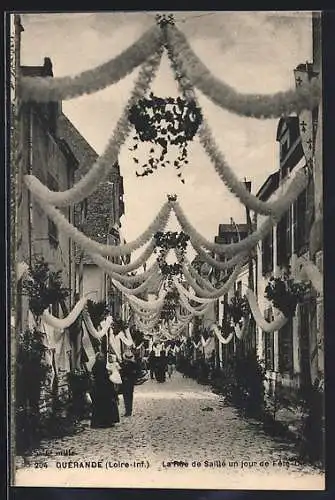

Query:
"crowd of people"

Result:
[[146, 347, 177, 383], [88, 336, 180, 429]]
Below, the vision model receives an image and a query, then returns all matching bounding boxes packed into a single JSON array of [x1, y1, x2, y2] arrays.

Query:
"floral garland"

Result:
[[210, 323, 234, 345], [166, 24, 320, 119], [23, 49, 163, 207], [189, 242, 248, 271], [246, 289, 288, 333], [178, 291, 211, 317], [166, 30, 311, 217], [181, 260, 246, 299], [26, 192, 171, 258], [128, 92, 202, 181], [173, 277, 215, 304], [42, 296, 88, 330], [82, 310, 113, 341], [20, 26, 163, 102], [89, 241, 156, 274], [110, 273, 163, 297], [172, 169, 308, 255], [124, 290, 167, 311], [90, 252, 160, 284], [159, 288, 181, 323], [154, 231, 189, 285], [183, 259, 217, 292]]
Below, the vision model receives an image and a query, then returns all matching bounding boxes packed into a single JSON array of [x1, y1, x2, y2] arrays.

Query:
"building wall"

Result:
[[17, 102, 77, 329], [82, 264, 106, 303]]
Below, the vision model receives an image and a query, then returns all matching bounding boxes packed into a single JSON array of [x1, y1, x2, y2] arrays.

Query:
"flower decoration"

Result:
[[225, 292, 251, 325], [154, 230, 190, 286], [264, 272, 311, 318], [128, 92, 202, 182], [22, 257, 69, 318], [160, 288, 180, 323]]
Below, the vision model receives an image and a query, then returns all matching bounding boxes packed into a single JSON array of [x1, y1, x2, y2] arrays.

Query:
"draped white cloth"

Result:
[[246, 289, 288, 333]]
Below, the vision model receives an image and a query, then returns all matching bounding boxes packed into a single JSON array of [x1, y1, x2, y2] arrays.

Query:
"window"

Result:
[[47, 173, 59, 247], [293, 180, 315, 255], [263, 308, 274, 371], [280, 130, 290, 162], [262, 229, 273, 275], [236, 281, 242, 299], [278, 318, 293, 373], [277, 211, 291, 267]]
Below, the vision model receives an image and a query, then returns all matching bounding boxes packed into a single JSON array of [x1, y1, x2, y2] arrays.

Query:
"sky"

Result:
[[18, 11, 313, 247]]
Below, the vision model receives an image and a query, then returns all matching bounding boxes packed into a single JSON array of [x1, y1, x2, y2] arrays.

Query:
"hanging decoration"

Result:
[[26, 193, 171, 258], [128, 92, 202, 181], [226, 293, 251, 325], [20, 26, 163, 102], [23, 49, 163, 207], [210, 323, 234, 345], [246, 289, 288, 333], [165, 28, 311, 218], [264, 273, 311, 318], [22, 257, 69, 319], [154, 229, 190, 286], [159, 288, 180, 324], [165, 23, 320, 119], [42, 296, 88, 330]]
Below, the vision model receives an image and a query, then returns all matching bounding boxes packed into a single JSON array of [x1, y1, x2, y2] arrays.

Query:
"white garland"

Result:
[[166, 30, 312, 217], [181, 260, 246, 299], [178, 291, 211, 316], [82, 310, 113, 340], [201, 335, 212, 348], [173, 277, 216, 304], [210, 323, 234, 345], [42, 296, 88, 330], [23, 49, 163, 207], [27, 192, 171, 258], [184, 260, 217, 292], [191, 242, 248, 271], [20, 26, 163, 102], [246, 289, 288, 332], [90, 253, 160, 284], [172, 168, 308, 255], [111, 273, 163, 297], [118, 330, 134, 347], [90, 241, 156, 274], [125, 291, 167, 311], [166, 24, 320, 119]]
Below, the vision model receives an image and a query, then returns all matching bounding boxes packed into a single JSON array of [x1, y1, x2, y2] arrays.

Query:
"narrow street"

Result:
[[15, 373, 324, 489]]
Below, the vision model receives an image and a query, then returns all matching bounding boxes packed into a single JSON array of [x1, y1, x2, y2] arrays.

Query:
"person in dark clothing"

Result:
[[119, 350, 138, 417], [90, 352, 120, 428], [167, 350, 176, 378], [155, 350, 168, 383], [148, 349, 157, 380]]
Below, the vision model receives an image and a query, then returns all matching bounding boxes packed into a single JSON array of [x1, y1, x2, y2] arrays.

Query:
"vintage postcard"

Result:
[[9, 10, 325, 490]]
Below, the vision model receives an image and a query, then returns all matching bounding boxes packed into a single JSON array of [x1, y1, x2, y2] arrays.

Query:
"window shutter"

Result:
[[278, 318, 293, 373]]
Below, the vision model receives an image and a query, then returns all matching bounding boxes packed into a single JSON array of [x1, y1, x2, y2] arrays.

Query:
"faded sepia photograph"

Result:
[[9, 10, 324, 490]]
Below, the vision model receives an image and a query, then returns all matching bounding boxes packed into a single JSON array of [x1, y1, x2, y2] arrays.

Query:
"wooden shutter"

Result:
[[278, 318, 293, 373]]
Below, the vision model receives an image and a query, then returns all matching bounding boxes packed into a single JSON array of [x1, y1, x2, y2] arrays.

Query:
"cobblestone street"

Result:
[[15, 373, 325, 489]]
